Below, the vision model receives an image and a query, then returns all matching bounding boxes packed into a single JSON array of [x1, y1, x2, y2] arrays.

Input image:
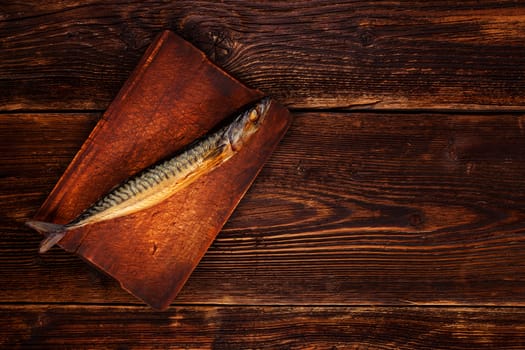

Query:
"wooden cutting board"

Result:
[[33, 30, 292, 310]]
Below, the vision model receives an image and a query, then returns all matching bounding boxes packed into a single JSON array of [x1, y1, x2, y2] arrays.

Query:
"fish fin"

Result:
[[204, 143, 228, 160], [25, 220, 68, 253], [39, 232, 67, 254]]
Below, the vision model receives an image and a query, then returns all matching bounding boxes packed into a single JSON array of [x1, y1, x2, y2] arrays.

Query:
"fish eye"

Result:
[[248, 110, 259, 122]]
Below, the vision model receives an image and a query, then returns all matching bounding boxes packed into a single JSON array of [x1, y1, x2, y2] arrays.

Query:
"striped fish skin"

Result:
[[71, 129, 226, 226], [27, 98, 271, 253]]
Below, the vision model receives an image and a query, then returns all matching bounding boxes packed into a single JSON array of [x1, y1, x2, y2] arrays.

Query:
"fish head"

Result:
[[227, 98, 271, 151]]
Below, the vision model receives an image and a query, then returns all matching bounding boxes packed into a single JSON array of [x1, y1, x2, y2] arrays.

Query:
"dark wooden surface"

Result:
[[2, 1, 525, 111], [3, 306, 525, 349], [2, 1, 525, 348]]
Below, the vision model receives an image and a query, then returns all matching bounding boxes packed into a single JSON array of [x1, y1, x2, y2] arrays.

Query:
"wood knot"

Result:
[[207, 30, 234, 62], [358, 29, 375, 47], [179, 18, 234, 63], [409, 213, 424, 228]]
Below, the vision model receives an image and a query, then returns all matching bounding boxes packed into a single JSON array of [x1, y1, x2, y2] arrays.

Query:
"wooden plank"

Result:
[[1, 1, 525, 111], [2, 305, 525, 349], [2, 111, 525, 305]]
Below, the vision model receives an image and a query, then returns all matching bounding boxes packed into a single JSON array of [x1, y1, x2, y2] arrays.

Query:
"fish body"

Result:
[[27, 98, 271, 253]]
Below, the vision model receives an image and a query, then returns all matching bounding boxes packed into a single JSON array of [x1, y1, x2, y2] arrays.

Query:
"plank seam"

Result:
[[2, 302, 525, 309]]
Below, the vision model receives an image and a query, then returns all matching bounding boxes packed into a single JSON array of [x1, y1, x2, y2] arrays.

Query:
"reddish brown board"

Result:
[[33, 30, 292, 309]]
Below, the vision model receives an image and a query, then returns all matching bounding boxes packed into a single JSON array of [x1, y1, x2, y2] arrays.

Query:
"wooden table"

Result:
[[2, 2, 525, 348]]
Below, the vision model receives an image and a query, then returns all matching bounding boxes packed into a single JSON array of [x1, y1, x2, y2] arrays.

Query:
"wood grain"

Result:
[[25, 30, 291, 310], [1, 1, 525, 110], [3, 111, 525, 305], [34, 30, 263, 226], [2, 305, 525, 349], [3, 2, 524, 347]]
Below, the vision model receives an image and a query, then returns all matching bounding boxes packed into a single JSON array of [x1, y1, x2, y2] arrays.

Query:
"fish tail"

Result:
[[25, 220, 68, 253]]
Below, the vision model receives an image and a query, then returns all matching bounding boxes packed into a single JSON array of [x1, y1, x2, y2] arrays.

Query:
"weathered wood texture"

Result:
[[2, 305, 525, 349], [2, 1, 525, 110], [27, 30, 285, 310], [3, 111, 525, 305], [3, 1, 525, 347]]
